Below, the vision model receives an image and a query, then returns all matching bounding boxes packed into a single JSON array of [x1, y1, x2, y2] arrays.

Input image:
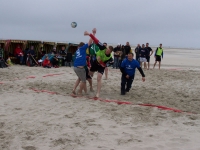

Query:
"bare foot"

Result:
[[71, 91, 77, 97], [72, 90, 76, 95], [95, 93, 99, 98]]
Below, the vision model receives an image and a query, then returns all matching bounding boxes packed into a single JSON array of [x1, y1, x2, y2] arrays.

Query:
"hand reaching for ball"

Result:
[[84, 31, 90, 36], [92, 28, 96, 35]]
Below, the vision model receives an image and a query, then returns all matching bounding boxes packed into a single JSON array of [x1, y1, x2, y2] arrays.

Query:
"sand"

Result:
[[0, 49, 200, 150]]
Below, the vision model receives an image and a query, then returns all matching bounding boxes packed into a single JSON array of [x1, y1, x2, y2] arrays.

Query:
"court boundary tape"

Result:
[[29, 88, 195, 114]]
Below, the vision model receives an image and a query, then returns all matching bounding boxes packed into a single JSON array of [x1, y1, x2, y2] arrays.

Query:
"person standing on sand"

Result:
[[84, 30, 114, 98], [71, 29, 94, 96], [135, 44, 141, 62], [71, 56, 94, 95], [145, 43, 153, 70], [120, 53, 145, 95], [153, 43, 163, 70], [124, 42, 131, 56], [113, 43, 121, 69], [139, 44, 148, 69]]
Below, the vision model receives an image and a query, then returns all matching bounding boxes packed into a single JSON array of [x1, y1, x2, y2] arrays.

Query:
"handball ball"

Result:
[[71, 22, 77, 28]]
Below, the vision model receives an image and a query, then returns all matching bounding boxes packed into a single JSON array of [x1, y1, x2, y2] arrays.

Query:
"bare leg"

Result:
[[153, 61, 157, 69], [95, 72, 103, 98], [147, 62, 150, 70], [87, 78, 94, 91], [72, 78, 80, 94], [89, 71, 94, 77], [140, 62, 142, 68], [158, 61, 161, 70], [144, 62, 147, 69], [104, 67, 108, 80], [78, 81, 87, 96]]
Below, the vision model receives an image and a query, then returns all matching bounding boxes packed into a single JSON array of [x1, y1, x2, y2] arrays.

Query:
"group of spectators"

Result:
[[0, 44, 72, 68], [111, 42, 163, 70]]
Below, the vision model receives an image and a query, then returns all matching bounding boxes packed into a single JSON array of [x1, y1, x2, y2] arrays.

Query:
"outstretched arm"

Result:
[[84, 28, 95, 46], [84, 30, 106, 50]]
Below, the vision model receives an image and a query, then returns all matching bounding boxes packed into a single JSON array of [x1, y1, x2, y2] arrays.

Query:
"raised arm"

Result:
[[84, 30, 106, 50]]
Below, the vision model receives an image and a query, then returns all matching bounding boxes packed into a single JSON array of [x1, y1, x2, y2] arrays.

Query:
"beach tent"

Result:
[[43, 41, 56, 54], [67, 43, 78, 54], [0, 40, 6, 59], [56, 42, 68, 52], [0, 40, 5, 47], [7, 40, 26, 63], [67, 43, 78, 63]]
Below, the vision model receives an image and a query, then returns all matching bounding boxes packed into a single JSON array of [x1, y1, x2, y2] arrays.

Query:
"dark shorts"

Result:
[[155, 55, 161, 62], [146, 56, 150, 62], [85, 68, 92, 79], [90, 60, 105, 75]]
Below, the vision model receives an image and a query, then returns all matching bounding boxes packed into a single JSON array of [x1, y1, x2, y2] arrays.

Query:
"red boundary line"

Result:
[[42, 73, 64, 77], [29, 88, 195, 114]]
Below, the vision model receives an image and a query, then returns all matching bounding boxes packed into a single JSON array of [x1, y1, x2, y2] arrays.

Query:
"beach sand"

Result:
[[0, 49, 200, 150]]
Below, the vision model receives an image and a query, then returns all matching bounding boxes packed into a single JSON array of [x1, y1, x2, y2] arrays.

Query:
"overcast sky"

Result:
[[0, 0, 200, 48]]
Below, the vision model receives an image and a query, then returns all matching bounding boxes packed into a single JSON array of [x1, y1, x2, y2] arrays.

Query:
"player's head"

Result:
[[103, 42, 107, 47], [105, 46, 113, 55], [78, 42, 85, 48], [146, 43, 149, 47], [127, 53, 134, 61], [159, 43, 162, 48]]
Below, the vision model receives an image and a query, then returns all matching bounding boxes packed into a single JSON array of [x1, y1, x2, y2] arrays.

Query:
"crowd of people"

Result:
[[0, 44, 72, 68], [111, 42, 164, 70]]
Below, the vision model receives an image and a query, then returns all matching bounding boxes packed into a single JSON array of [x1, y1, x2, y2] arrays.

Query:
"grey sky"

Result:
[[0, 0, 200, 48]]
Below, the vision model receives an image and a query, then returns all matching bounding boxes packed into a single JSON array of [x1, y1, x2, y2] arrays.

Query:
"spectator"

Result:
[[124, 42, 131, 56], [42, 56, 51, 68], [14, 44, 24, 65], [135, 44, 141, 62], [51, 47, 59, 68], [59, 46, 67, 66], [113, 43, 121, 69], [139, 44, 148, 68], [23, 47, 29, 65], [27, 46, 37, 66], [153, 43, 164, 70]]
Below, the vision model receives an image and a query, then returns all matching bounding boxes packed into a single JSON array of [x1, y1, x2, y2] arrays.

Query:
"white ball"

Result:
[[71, 22, 77, 28]]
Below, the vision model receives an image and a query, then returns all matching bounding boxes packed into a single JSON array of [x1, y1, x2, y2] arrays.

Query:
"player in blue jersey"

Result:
[[120, 53, 145, 95], [72, 29, 95, 96]]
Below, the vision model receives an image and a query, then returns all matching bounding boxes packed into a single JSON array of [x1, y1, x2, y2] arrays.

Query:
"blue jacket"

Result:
[[74, 44, 88, 67], [120, 58, 140, 76], [28, 49, 35, 56]]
